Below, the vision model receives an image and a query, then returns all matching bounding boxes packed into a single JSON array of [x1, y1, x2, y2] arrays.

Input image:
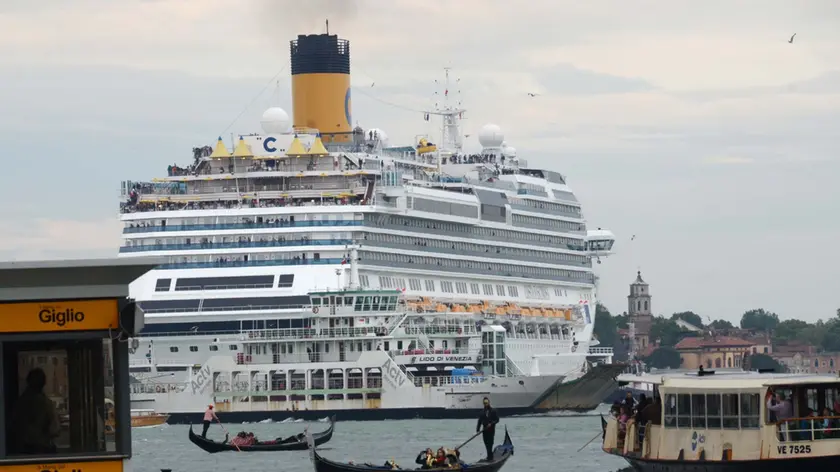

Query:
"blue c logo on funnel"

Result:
[[344, 87, 352, 127]]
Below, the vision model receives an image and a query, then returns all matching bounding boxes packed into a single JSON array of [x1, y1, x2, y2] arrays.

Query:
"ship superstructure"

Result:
[[118, 30, 617, 421]]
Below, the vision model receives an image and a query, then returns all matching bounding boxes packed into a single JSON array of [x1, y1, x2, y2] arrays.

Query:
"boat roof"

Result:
[[618, 369, 840, 391]]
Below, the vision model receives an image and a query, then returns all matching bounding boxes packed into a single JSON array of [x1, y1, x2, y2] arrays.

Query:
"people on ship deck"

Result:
[[640, 394, 662, 426], [617, 405, 630, 444], [633, 393, 650, 444], [621, 391, 636, 411]]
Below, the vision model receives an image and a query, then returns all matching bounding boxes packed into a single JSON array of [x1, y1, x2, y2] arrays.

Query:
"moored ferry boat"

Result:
[[602, 368, 840, 471], [118, 28, 621, 422]]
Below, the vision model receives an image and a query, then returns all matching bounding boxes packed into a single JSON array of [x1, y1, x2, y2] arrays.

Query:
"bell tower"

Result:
[[627, 271, 653, 351]]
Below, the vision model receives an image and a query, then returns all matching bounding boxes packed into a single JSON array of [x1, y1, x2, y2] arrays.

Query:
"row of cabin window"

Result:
[[663, 393, 762, 429]]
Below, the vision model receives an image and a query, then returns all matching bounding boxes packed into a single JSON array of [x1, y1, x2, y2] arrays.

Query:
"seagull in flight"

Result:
[[527, 92, 539, 97], [788, 33, 796, 44]]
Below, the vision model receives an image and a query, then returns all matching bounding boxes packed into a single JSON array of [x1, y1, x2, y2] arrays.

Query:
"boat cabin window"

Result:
[[1, 338, 126, 460], [764, 382, 840, 442], [665, 392, 760, 430]]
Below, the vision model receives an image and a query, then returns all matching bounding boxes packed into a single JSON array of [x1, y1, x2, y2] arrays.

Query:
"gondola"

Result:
[[188, 416, 335, 453], [307, 427, 514, 472]]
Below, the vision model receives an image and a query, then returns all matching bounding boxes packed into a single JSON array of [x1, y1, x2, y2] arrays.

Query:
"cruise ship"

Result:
[[118, 30, 620, 423]]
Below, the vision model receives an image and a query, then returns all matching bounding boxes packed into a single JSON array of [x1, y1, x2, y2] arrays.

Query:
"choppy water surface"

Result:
[[132, 410, 627, 472]]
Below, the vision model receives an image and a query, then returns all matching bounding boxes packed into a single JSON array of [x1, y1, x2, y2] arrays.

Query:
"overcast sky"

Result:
[[1, 0, 838, 324]]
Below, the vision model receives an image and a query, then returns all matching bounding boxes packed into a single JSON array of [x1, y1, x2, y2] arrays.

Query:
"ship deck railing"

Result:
[[128, 187, 368, 204], [141, 302, 311, 314], [403, 326, 479, 336], [777, 416, 840, 442], [411, 374, 491, 388], [120, 238, 352, 253], [389, 347, 475, 357], [240, 327, 388, 341], [130, 178, 366, 196], [506, 332, 577, 341], [123, 219, 363, 233]]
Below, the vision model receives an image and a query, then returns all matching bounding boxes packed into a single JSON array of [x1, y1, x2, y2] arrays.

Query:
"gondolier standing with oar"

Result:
[[476, 397, 500, 461], [202, 404, 218, 438]]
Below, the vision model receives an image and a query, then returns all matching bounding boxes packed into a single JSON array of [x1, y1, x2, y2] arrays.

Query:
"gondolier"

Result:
[[477, 397, 500, 460], [202, 404, 218, 438]]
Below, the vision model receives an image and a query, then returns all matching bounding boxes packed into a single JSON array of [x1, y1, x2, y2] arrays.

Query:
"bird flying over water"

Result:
[[788, 33, 796, 44], [527, 92, 539, 97]]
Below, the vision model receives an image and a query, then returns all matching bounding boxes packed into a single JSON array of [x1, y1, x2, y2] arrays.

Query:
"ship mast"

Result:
[[425, 67, 465, 173]]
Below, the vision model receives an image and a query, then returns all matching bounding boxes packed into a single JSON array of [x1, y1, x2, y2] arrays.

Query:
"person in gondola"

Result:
[[476, 397, 500, 461], [381, 458, 400, 469], [432, 448, 449, 467], [202, 404, 218, 438], [415, 448, 435, 469]]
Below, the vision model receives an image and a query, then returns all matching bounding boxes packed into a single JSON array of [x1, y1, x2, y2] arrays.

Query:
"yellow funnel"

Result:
[[290, 33, 352, 143]]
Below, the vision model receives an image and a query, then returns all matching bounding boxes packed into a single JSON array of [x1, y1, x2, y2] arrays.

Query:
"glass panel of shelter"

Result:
[[664, 392, 761, 430], [1, 338, 120, 458]]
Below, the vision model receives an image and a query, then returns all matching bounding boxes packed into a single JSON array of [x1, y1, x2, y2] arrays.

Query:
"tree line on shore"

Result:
[[592, 304, 840, 370]]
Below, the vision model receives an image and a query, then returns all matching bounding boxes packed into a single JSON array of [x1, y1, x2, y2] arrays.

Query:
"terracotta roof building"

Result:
[[674, 336, 754, 369]]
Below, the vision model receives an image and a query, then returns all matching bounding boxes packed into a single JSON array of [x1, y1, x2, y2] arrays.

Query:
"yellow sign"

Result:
[[0, 299, 119, 333], [0, 460, 123, 472]]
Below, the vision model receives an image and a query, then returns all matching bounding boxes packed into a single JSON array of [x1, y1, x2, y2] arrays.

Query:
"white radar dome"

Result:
[[502, 145, 517, 158], [260, 107, 291, 134], [367, 128, 389, 147], [478, 123, 504, 148]]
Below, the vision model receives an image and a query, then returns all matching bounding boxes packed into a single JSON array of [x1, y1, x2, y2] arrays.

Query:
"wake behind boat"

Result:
[[189, 416, 335, 453], [306, 428, 514, 472]]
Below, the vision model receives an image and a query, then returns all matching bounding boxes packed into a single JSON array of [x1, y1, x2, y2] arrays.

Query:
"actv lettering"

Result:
[[191, 364, 212, 394], [39, 308, 85, 327], [380, 358, 406, 388]]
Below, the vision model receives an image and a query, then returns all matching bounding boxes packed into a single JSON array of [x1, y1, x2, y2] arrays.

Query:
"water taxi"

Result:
[[106, 401, 169, 430], [601, 367, 840, 471]]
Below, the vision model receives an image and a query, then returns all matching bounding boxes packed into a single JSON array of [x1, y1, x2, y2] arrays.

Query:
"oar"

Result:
[[576, 431, 602, 452], [216, 418, 241, 452], [455, 430, 484, 450]]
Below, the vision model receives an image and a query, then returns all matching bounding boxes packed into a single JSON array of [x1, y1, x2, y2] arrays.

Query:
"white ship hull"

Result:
[[130, 350, 565, 422]]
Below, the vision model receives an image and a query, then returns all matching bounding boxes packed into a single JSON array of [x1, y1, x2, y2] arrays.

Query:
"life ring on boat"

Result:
[[571, 345, 577, 352], [155, 385, 162, 393], [131, 338, 140, 350], [312, 306, 320, 314]]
